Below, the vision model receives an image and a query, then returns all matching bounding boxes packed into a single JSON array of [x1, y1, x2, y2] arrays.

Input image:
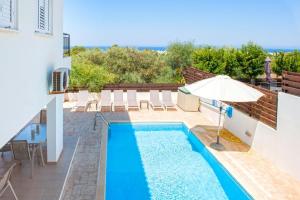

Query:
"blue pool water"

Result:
[[106, 123, 253, 200]]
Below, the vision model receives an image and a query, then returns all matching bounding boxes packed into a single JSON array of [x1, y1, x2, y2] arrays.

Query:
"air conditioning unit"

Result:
[[50, 68, 70, 94]]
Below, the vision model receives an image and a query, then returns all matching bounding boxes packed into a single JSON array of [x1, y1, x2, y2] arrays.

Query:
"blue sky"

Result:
[[64, 0, 300, 48]]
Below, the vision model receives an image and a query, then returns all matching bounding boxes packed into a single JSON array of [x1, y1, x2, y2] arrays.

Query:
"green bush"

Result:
[[105, 46, 167, 83], [78, 48, 106, 66], [154, 65, 181, 83], [69, 54, 116, 92], [272, 50, 300, 76], [192, 42, 266, 81], [272, 52, 287, 76], [192, 47, 240, 77], [166, 42, 195, 70], [69, 46, 177, 90], [237, 42, 267, 82], [69, 42, 293, 91], [70, 46, 86, 56]]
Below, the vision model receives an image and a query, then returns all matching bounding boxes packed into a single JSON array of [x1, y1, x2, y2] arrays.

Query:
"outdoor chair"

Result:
[[0, 143, 12, 159], [162, 90, 177, 111], [39, 109, 47, 124], [11, 140, 34, 178], [99, 90, 112, 112], [149, 90, 164, 111], [74, 90, 90, 111], [114, 90, 126, 112], [127, 90, 139, 111], [0, 163, 18, 200]]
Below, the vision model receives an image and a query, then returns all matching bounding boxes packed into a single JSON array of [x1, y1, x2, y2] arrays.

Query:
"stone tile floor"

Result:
[[0, 134, 78, 200], [192, 126, 300, 200], [61, 110, 101, 200]]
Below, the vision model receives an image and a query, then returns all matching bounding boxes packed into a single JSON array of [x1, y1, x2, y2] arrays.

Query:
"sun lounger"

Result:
[[114, 90, 126, 112], [162, 90, 177, 111], [127, 90, 139, 111], [74, 90, 90, 111], [150, 90, 164, 111], [100, 90, 112, 112]]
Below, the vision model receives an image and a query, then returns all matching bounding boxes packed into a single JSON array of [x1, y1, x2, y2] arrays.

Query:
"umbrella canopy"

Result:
[[185, 75, 264, 102], [185, 75, 264, 150]]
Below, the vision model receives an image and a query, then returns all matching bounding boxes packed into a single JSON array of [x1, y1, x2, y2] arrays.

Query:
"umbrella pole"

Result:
[[210, 102, 225, 151], [216, 104, 222, 144]]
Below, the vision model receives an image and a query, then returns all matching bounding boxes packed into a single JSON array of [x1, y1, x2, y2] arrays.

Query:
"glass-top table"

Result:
[[14, 123, 46, 144], [13, 123, 47, 170]]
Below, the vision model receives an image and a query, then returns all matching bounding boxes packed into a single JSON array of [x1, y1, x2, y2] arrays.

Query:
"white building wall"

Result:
[[0, 0, 65, 147], [47, 94, 64, 162], [223, 92, 300, 181], [199, 102, 225, 126]]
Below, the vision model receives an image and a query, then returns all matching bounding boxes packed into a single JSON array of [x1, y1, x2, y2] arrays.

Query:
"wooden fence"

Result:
[[183, 67, 214, 84], [282, 71, 300, 96], [103, 83, 184, 92], [68, 83, 184, 92], [183, 67, 278, 128], [230, 87, 277, 128]]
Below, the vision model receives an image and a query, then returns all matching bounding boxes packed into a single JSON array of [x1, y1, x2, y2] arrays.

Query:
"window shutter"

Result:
[[38, 0, 49, 32], [0, 0, 12, 28]]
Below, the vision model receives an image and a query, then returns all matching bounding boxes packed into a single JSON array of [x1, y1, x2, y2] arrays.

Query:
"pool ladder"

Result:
[[93, 111, 109, 130]]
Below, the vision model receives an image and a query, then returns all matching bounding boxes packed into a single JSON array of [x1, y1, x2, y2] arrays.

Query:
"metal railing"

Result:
[[63, 33, 70, 57], [94, 112, 109, 130]]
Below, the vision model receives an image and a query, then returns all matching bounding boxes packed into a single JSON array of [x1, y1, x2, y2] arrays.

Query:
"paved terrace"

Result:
[[2, 101, 300, 200], [63, 100, 300, 200]]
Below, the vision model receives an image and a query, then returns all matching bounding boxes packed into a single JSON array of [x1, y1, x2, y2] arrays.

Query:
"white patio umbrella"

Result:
[[185, 75, 264, 150]]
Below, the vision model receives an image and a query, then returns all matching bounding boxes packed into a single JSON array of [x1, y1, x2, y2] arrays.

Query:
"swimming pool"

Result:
[[106, 123, 252, 200]]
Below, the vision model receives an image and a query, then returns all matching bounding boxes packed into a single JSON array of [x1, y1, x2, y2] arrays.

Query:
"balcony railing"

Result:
[[63, 33, 70, 57]]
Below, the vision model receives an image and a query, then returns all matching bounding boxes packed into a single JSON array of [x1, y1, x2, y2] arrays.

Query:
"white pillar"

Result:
[[46, 94, 64, 163]]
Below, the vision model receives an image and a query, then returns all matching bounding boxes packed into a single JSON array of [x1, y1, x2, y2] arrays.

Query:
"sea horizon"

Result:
[[81, 46, 300, 53]]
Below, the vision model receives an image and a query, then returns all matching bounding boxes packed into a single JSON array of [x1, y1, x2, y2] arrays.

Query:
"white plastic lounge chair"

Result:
[[0, 163, 18, 200], [149, 90, 164, 111], [114, 90, 126, 112], [162, 90, 177, 111], [127, 90, 139, 111], [74, 90, 89, 111], [100, 90, 112, 112]]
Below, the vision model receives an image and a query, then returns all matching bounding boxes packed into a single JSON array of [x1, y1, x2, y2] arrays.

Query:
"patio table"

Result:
[[140, 100, 149, 110], [13, 123, 46, 167]]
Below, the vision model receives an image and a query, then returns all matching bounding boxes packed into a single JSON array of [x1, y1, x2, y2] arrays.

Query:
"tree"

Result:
[[272, 52, 286, 76], [285, 50, 300, 72], [105, 46, 138, 82], [71, 46, 86, 56], [77, 48, 106, 66], [192, 46, 240, 77], [272, 50, 300, 76], [192, 46, 223, 73], [154, 65, 180, 83], [166, 42, 195, 71], [105, 46, 168, 83], [69, 60, 116, 92], [69, 49, 117, 91], [237, 42, 266, 83], [138, 50, 165, 83]]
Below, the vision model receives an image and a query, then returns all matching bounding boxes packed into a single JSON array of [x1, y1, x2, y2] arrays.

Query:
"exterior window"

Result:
[[0, 0, 17, 29], [37, 0, 51, 33]]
